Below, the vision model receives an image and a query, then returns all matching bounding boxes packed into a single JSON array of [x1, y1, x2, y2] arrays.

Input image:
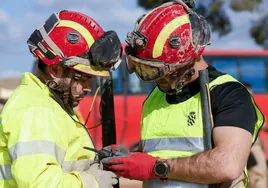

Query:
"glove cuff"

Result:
[[149, 157, 159, 179]]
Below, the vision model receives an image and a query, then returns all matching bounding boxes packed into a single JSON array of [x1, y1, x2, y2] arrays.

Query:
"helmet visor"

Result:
[[73, 64, 110, 77], [61, 56, 110, 77]]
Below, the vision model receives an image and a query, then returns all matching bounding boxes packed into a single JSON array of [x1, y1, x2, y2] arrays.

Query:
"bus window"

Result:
[[239, 60, 266, 93], [128, 74, 156, 94], [112, 67, 122, 94], [212, 60, 238, 78], [112, 55, 128, 94], [204, 55, 268, 93], [128, 74, 142, 94], [114, 55, 155, 94]]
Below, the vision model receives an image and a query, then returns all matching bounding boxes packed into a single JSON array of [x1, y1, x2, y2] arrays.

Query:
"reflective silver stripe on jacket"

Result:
[[8, 140, 66, 164], [142, 137, 204, 153], [0, 164, 12, 180], [62, 159, 94, 173], [143, 179, 209, 188]]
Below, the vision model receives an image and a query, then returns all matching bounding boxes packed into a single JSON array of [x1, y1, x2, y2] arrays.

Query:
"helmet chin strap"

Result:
[[46, 78, 71, 105], [37, 68, 77, 107], [170, 68, 195, 94]]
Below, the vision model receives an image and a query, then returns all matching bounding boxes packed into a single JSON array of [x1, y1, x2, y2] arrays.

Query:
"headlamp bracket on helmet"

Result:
[[125, 31, 148, 54]]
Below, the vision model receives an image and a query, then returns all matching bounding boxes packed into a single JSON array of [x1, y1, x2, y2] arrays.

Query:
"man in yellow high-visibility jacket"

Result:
[[101, 1, 264, 187], [0, 10, 121, 188]]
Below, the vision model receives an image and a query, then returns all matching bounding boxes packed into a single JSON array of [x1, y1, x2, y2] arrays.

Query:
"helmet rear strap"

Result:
[[39, 25, 64, 57], [27, 13, 64, 59]]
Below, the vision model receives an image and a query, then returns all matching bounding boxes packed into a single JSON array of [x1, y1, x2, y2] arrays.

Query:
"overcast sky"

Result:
[[0, 0, 263, 78]]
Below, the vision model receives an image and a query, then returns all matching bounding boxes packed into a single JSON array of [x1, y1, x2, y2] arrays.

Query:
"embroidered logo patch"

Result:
[[187, 112, 196, 126]]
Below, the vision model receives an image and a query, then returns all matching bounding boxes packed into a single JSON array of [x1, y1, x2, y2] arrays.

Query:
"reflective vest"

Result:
[[141, 74, 264, 188], [0, 73, 98, 188]]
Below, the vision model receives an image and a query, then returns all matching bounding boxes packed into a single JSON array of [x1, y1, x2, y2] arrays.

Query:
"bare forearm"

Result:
[[166, 148, 243, 184]]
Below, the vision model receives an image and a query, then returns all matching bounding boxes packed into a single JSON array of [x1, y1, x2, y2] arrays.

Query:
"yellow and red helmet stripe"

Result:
[[153, 14, 189, 58], [134, 2, 199, 65], [54, 17, 109, 77], [57, 20, 95, 49]]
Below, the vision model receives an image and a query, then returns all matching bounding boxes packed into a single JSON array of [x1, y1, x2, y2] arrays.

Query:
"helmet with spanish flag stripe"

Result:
[[126, 0, 210, 66], [27, 10, 121, 77]]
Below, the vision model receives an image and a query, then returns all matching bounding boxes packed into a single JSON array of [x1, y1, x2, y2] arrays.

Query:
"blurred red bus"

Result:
[[78, 50, 268, 149]]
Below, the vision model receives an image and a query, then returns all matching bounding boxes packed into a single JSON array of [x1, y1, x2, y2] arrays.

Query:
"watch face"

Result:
[[154, 161, 169, 177]]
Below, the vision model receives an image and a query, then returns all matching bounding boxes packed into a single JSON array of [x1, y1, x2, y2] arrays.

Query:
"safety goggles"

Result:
[[127, 55, 189, 82], [27, 12, 122, 77]]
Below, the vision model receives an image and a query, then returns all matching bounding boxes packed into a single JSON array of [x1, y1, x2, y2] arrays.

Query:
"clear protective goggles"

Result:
[[127, 55, 189, 82]]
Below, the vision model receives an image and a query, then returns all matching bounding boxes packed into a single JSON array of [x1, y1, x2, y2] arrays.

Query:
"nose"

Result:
[[82, 79, 92, 92]]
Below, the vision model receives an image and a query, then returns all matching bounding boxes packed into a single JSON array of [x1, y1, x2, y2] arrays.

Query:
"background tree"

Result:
[[137, 0, 268, 49]]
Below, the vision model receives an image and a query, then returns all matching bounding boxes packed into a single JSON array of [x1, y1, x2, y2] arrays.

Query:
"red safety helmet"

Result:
[[27, 10, 119, 77], [125, 0, 210, 82]]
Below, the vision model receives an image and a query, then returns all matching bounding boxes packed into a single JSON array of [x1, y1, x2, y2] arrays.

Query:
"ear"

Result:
[[47, 64, 64, 79]]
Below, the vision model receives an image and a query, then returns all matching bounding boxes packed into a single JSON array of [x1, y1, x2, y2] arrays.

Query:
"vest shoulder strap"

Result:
[[209, 74, 238, 90]]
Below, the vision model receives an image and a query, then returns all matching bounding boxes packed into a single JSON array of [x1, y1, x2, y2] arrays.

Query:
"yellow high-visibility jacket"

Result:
[[0, 72, 98, 188]]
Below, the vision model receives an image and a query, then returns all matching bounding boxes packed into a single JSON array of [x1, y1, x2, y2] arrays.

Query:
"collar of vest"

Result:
[[166, 65, 224, 104]]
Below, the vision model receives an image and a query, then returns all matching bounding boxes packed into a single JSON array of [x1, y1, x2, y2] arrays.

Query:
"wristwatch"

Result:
[[153, 160, 169, 177]]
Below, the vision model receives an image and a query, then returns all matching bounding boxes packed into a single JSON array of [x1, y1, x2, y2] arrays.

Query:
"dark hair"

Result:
[[37, 59, 72, 78], [37, 58, 47, 72]]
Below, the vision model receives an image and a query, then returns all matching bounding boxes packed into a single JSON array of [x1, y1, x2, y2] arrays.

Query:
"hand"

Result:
[[88, 163, 118, 187], [97, 144, 130, 162], [101, 152, 158, 180], [101, 144, 129, 155]]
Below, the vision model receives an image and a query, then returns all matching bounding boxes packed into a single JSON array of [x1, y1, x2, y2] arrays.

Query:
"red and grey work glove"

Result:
[[102, 144, 129, 155], [101, 152, 158, 180]]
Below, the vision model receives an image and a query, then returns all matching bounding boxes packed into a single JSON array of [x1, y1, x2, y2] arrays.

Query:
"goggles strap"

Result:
[[28, 30, 57, 60], [62, 56, 91, 67], [27, 40, 37, 54], [173, 0, 194, 13], [27, 12, 65, 60], [39, 26, 64, 58]]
